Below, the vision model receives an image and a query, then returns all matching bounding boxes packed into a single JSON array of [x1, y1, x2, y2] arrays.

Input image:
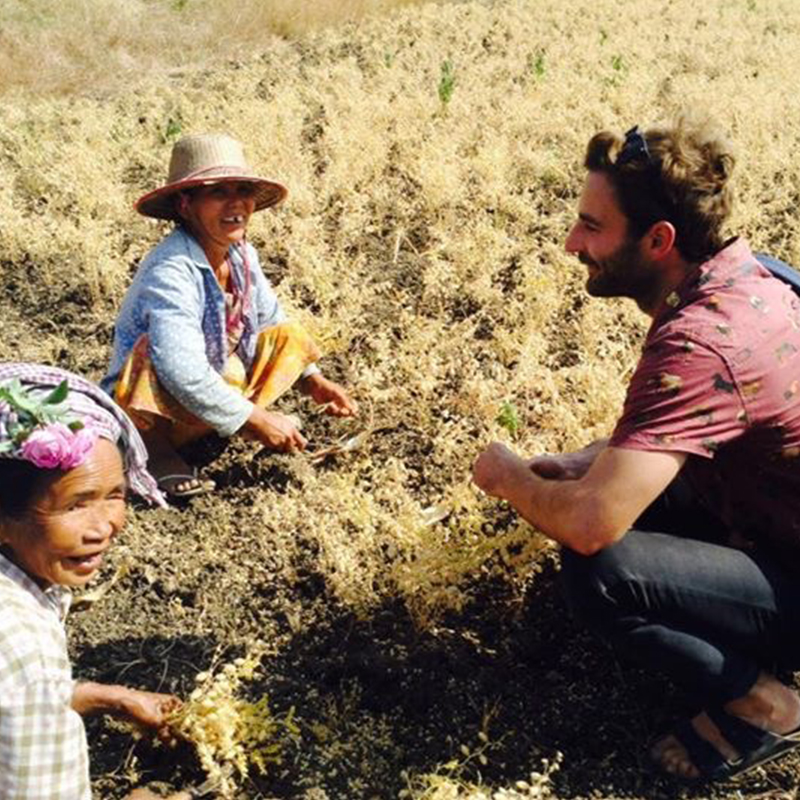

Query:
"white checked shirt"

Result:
[[0, 551, 91, 799]]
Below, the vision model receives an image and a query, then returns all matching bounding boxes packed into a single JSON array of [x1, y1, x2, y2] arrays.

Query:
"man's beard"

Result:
[[580, 237, 662, 310]]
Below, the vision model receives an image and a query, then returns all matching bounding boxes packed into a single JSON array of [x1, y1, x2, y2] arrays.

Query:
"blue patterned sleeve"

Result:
[[143, 258, 254, 437]]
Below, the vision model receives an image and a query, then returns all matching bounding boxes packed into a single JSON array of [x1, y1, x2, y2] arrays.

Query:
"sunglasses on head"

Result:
[[616, 125, 653, 167]]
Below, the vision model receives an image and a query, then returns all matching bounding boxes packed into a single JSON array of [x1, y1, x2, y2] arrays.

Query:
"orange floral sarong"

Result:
[[113, 321, 321, 446]]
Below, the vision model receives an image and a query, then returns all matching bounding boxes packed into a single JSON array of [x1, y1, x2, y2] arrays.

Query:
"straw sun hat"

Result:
[[136, 133, 288, 221]]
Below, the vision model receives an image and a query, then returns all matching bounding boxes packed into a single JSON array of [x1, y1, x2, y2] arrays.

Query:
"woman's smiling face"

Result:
[[178, 181, 257, 263], [0, 438, 127, 589]]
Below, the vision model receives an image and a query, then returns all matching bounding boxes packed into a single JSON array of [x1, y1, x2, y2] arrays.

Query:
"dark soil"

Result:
[[2, 282, 799, 800], [72, 550, 800, 799]]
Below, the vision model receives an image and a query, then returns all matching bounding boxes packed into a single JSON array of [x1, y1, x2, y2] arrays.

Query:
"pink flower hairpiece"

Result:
[[0, 378, 99, 470]]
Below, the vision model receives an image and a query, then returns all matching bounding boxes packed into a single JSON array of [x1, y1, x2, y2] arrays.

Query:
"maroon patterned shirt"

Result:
[[610, 238, 800, 556]]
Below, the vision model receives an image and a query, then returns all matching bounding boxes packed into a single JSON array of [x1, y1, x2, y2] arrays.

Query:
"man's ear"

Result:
[[645, 220, 676, 259]]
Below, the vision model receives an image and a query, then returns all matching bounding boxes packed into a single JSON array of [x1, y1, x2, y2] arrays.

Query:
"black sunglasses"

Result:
[[616, 125, 652, 166]]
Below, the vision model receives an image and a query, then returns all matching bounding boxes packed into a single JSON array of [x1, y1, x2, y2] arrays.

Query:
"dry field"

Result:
[[3, 0, 800, 797]]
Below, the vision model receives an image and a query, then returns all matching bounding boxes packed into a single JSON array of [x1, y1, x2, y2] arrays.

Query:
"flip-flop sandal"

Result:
[[654, 706, 800, 782], [157, 472, 216, 499], [706, 707, 800, 778]]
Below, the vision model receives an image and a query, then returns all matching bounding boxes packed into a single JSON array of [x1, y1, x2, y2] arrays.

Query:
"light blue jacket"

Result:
[[103, 228, 308, 436]]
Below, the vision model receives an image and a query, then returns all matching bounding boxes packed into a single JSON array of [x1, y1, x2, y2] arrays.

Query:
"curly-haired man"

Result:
[[473, 120, 800, 781]]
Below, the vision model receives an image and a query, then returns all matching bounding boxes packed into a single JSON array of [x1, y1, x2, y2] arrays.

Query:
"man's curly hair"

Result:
[[584, 120, 735, 262]]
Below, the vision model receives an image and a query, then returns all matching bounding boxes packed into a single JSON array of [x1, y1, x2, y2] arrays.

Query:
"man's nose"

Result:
[[565, 223, 582, 254]]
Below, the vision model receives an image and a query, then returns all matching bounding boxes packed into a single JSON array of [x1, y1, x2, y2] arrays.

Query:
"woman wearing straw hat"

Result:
[[103, 134, 357, 499], [0, 363, 189, 799]]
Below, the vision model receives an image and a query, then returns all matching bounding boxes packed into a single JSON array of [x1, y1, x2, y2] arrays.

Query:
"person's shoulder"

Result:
[[143, 229, 203, 272], [0, 595, 55, 692], [244, 243, 278, 293], [647, 309, 717, 349], [636, 319, 726, 388], [243, 240, 263, 269], [137, 231, 207, 290]]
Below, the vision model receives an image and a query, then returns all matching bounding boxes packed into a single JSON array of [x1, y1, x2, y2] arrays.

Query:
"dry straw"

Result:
[[3, 0, 800, 629], [0, 0, 422, 98], [5, 0, 800, 796]]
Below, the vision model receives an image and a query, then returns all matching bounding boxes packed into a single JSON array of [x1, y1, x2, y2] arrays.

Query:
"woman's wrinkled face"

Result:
[[0, 438, 127, 589], [178, 181, 257, 259]]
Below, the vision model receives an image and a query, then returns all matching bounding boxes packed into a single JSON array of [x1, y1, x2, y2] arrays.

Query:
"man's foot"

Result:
[[651, 672, 800, 780], [651, 711, 738, 779]]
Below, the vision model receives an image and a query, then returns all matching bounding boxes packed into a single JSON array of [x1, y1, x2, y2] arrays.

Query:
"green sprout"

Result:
[[438, 59, 456, 105], [161, 116, 183, 143], [604, 54, 628, 87], [529, 50, 546, 79], [496, 401, 521, 437]]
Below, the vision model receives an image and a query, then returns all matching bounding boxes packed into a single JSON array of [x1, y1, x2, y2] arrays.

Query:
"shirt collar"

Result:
[[0, 550, 73, 621], [651, 237, 754, 323], [178, 226, 213, 271], [177, 227, 245, 273]]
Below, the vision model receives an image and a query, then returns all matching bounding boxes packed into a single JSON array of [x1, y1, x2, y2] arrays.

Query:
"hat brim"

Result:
[[135, 174, 288, 221]]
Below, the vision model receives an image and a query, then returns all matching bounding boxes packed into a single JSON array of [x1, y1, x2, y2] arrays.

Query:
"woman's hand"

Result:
[[301, 374, 358, 417], [117, 688, 182, 741], [245, 407, 308, 452], [72, 682, 181, 743]]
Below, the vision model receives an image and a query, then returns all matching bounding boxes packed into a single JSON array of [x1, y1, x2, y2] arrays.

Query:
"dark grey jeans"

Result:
[[559, 480, 800, 705]]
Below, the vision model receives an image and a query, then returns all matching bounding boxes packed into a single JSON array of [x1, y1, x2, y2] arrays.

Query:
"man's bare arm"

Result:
[[527, 438, 609, 480], [473, 443, 686, 555]]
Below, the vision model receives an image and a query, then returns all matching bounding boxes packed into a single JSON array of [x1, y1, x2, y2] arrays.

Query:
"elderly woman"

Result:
[[102, 133, 357, 498], [0, 363, 187, 799]]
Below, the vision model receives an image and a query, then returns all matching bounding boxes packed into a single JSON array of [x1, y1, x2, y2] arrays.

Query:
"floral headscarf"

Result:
[[0, 363, 166, 507]]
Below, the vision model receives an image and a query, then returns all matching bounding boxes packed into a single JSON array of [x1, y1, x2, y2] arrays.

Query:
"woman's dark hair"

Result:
[[0, 459, 50, 519], [173, 187, 199, 223], [584, 119, 735, 262]]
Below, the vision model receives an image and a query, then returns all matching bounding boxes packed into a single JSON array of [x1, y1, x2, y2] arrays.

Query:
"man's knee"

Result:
[[559, 536, 643, 633]]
